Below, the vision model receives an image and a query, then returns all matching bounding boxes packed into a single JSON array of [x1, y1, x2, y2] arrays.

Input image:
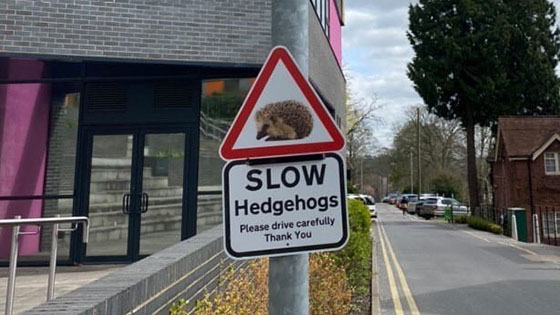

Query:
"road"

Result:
[[373, 203, 560, 315]]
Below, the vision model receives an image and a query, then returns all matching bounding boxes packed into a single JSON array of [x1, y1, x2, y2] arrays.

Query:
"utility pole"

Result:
[[269, 1, 309, 314], [410, 148, 414, 194], [360, 158, 364, 192], [417, 107, 421, 195]]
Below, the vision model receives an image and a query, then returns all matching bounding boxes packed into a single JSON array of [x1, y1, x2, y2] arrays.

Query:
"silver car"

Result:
[[420, 197, 469, 219]]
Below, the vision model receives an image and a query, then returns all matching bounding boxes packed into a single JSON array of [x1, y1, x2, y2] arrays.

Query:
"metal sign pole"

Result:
[[269, 0, 309, 314]]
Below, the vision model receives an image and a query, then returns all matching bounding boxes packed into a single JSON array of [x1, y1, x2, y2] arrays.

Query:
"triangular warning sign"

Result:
[[220, 46, 345, 160]]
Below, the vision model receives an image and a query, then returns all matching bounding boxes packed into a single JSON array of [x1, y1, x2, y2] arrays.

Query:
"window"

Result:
[[542, 212, 560, 237], [0, 81, 79, 262], [311, 0, 330, 38], [197, 78, 254, 233], [544, 152, 560, 175]]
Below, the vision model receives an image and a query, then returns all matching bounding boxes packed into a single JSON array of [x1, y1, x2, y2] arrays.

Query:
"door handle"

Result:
[[141, 193, 149, 213], [122, 193, 131, 214]]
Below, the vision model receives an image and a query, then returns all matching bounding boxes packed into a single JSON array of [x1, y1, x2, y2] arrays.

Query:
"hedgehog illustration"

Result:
[[255, 100, 313, 141]]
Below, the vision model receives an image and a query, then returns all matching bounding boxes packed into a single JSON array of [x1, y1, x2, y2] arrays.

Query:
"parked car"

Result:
[[348, 194, 377, 218], [407, 199, 424, 214], [418, 197, 443, 219], [419, 197, 470, 219], [448, 199, 470, 217], [386, 193, 399, 204], [420, 193, 437, 199]]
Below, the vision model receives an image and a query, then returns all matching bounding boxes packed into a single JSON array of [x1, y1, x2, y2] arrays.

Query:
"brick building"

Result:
[[0, 0, 346, 264], [492, 116, 560, 243]]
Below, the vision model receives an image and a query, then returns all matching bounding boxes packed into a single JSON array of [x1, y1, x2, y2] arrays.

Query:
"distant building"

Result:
[[0, 0, 346, 264], [492, 116, 560, 243]]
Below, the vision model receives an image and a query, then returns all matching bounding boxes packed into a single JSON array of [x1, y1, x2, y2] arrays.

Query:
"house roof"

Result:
[[496, 116, 560, 160]]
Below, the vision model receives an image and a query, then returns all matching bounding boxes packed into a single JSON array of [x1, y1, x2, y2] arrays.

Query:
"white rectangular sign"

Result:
[[222, 153, 348, 259]]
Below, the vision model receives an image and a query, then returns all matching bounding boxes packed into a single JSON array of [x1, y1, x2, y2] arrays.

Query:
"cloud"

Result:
[[343, 0, 560, 149], [343, 1, 422, 149]]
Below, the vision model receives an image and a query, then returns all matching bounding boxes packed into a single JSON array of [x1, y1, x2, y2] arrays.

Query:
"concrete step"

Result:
[[89, 187, 183, 204], [89, 177, 170, 192], [88, 196, 183, 213], [89, 213, 183, 242], [88, 201, 183, 226], [90, 167, 153, 181]]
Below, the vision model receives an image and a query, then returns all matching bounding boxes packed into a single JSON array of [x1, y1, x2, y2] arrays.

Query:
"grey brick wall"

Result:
[[0, 0, 271, 65], [0, 0, 345, 115]]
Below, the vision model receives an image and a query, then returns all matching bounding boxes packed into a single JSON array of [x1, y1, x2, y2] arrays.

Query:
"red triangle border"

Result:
[[219, 46, 345, 160]]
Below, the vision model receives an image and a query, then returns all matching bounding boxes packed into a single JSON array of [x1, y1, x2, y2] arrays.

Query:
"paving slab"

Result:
[[0, 265, 121, 314]]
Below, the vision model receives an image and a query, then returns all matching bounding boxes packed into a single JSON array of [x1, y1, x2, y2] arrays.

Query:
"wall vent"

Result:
[[86, 83, 126, 111], [154, 81, 194, 109]]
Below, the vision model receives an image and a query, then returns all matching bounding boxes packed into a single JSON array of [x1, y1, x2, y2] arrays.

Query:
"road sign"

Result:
[[219, 46, 345, 160], [222, 152, 348, 259]]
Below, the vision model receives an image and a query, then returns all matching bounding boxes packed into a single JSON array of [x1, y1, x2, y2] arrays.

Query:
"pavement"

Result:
[[372, 203, 560, 315], [0, 265, 120, 314]]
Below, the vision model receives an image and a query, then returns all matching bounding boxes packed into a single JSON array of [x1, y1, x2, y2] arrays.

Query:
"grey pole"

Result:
[[410, 149, 414, 194], [5, 215, 21, 315], [417, 107, 421, 195], [360, 158, 364, 192], [270, 1, 309, 314], [47, 215, 60, 301]]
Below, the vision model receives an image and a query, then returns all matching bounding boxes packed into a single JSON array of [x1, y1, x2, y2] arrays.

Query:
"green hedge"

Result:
[[467, 216, 503, 234], [331, 199, 372, 295], [453, 216, 468, 224]]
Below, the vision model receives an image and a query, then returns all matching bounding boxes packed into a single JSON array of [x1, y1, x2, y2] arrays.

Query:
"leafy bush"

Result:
[[331, 199, 372, 295], [347, 183, 360, 194], [488, 224, 503, 234], [467, 216, 503, 234], [193, 259, 268, 315], [169, 199, 372, 315], [309, 253, 352, 315], [453, 216, 468, 224], [171, 255, 352, 315]]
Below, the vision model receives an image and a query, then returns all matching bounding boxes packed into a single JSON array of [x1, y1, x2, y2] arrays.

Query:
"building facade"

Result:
[[0, 0, 346, 264], [492, 116, 560, 243]]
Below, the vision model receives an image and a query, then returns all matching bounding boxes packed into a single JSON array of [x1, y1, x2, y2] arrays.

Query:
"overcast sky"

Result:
[[343, 0, 560, 150]]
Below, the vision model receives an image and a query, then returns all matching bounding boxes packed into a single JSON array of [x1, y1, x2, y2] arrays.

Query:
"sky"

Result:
[[343, 0, 560, 150]]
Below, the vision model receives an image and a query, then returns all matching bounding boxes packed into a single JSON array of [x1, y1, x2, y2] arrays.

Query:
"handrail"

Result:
[[0, 215, 89, 315], [0, 216, 89, 242]]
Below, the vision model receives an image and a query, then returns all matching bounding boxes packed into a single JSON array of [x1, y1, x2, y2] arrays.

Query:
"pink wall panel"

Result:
[[0, 59, 50, 257], [329, 0, 342, 65]]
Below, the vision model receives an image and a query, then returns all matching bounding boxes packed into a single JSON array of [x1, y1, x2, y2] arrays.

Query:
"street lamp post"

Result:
[[360, 158, 364, 192], [410, 148, 414, 194]]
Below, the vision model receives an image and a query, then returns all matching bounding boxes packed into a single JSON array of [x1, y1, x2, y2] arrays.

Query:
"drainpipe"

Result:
[[527, 159, 535, 242]]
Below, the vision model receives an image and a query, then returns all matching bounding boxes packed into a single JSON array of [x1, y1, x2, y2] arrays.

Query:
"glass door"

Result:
[[81, 129, 189, 261], [85, 133, 136, 259], [137, 132, 186, 256]]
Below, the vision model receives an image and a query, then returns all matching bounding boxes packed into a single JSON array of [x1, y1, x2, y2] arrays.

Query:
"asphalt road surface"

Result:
[[373, 203, 560, 315]]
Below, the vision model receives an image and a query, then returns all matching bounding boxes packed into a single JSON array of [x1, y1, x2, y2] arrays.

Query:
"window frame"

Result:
[[544, 152, 560, 175], [311, 0, 330, 39], [542, 212, 560, 237]]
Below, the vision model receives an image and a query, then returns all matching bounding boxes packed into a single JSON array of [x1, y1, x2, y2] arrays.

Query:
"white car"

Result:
[[348, 194, 377, 218]]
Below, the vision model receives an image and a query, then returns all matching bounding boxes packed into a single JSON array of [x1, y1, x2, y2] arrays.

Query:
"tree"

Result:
[[387, 107, 465, 193], [407, 0, 560, 209], [345, 90, 380, 186]]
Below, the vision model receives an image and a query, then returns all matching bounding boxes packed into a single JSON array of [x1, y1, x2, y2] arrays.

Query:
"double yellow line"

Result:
[[377, 220, 421, 315]]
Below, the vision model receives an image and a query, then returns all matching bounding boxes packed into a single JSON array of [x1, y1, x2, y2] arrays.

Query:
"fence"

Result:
[[476, 205, 511, 238], [476, 204, 560, 246], [535, 206, 560, 246]]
